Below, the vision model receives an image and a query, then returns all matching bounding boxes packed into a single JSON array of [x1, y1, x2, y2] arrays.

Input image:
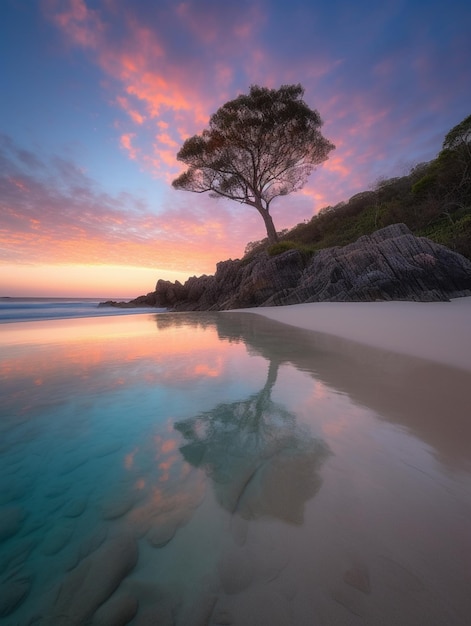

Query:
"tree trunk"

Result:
[[255, 202, 279, 244]]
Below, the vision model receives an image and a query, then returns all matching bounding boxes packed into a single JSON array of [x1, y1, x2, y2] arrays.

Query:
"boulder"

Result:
[[281, 223, 471, 304]]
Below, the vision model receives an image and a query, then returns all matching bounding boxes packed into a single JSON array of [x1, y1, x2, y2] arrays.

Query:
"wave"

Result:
[[0, 298, 166, 323]]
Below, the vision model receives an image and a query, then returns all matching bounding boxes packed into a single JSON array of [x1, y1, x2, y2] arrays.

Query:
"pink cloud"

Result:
[[116, 96, 146, 124], [120, 133, 138, 160], [42, 0, 448, 252], [45, 1, 357, 218], [174, 1, 265, 48], [1, 135, 268, 275], [44, 0, 271, 182], [50, 0, 103, 48], [156, 133, 179, 148]]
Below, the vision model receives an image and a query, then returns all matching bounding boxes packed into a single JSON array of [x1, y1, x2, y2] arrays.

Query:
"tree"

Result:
[[172, 84, 335, 244]]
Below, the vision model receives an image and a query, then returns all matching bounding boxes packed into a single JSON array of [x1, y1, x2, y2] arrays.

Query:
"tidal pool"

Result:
[[0, 311, 470, 625]]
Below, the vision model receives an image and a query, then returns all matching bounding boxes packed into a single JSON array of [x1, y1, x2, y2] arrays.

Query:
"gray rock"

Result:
[[101, 224, 471, 310], [292, 225, 471, 304]]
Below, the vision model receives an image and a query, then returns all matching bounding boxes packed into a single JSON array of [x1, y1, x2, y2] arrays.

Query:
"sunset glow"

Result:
[[1, 0, 470, 296]]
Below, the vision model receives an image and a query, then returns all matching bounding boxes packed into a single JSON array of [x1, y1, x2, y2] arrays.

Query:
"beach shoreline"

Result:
[[234, 296, 471, 373]]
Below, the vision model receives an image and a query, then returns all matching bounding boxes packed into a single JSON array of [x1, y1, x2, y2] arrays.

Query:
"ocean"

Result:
[[0, 297, 165, 323], [1, 304, 470, 624]]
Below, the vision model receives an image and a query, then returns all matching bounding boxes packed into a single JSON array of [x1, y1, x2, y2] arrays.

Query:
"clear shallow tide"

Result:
[[0, 311, 470, 625]]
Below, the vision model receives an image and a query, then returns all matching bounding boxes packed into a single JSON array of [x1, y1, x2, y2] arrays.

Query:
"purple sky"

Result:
[[1, 0, 470, 296]]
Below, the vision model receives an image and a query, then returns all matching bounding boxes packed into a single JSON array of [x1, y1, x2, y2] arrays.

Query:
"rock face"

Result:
[[104, 224, 471, 311]]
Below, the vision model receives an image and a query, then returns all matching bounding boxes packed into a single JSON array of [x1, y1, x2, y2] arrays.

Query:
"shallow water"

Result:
[[0, 297, 164, 323], [0, 312, 470, 625]]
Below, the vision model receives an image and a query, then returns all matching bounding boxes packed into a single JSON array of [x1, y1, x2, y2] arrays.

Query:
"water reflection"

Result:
[[176, 360, 330, 523], [1, 312, 470, 625], [160, 310, 471, 471]]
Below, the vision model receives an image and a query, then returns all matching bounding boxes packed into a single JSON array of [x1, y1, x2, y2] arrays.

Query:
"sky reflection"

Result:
[[1, 313, 470, 624]]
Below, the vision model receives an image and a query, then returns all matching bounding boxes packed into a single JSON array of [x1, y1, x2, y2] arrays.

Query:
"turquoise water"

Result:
[[1, 311, 470, 625]]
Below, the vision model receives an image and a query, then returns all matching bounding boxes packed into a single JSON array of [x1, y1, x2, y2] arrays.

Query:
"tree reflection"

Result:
[[175, 360, 330, 525]]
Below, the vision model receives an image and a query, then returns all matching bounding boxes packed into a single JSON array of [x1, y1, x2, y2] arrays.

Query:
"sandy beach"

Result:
[[238, 296, 471, 372]]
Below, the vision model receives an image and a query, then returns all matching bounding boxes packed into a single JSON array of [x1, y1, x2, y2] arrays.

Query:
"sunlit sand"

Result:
[[238, 295, 471, 372]]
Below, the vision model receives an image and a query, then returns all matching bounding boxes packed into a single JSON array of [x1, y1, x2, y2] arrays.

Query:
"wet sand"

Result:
[[224, 299, 471, 624], [237, 296, 471, 372]]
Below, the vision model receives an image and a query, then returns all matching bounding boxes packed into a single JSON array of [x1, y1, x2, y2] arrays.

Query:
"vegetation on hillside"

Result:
[[244, 114, 471, 260]]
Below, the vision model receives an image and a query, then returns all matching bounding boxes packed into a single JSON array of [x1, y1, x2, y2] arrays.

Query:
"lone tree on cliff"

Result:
[[172, 84, 335, 244]]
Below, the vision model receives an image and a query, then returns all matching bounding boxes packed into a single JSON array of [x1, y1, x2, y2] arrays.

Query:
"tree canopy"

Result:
[[172, 84, 335, 244]]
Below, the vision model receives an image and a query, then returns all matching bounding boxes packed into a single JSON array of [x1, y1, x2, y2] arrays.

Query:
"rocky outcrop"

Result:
[[102, 224, 471, 311]]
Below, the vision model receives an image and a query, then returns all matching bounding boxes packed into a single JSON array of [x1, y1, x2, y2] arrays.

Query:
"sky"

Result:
[[1, 0, 470, 298]]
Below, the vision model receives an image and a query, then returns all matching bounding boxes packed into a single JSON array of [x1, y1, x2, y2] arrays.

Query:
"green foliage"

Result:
[[267, 240, 317, 259], [418, 210, 471, 253], [267, 241, 299, 256], [244, 239, 267, 257], [412, 174, 437, 196], [239, 113, 471, 261]]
